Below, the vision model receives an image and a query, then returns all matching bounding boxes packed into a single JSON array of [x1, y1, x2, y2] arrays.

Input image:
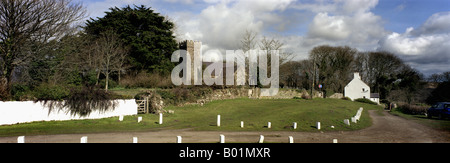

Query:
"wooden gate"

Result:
[[136, 97, 149, 114]]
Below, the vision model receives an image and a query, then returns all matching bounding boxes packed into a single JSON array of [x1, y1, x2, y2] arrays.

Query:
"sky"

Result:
[[77, 0, 450, 77]]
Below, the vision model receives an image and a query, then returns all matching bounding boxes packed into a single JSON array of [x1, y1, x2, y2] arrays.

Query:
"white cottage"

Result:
[[344, 72, 379, 104]]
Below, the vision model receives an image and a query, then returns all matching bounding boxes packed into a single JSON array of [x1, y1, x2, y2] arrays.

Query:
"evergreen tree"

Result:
[[85, 5, 177, 74]]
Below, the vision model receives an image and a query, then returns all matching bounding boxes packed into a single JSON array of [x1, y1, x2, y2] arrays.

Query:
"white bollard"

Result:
[[217, 115, 221, 127], [220, 134, 225, 143], [316, 122, 321, 130], [293, 122, 297, 129], [259, 135, 264, 143], [159, 113, 163, 124], [133, 137, 138, 143], [177, 136, 182, 143], [288, 136, 294, 143], [267, 122, 271, 128], [240, 121, 244, 128], [81, 136, 88, 143], [333, 139, 338, 143], [119, 115, 124, 122], [17, 136, 25, 143], [344, 119, 350, 125], [351, 117, 357, 123], [137, 116, 142, 123]]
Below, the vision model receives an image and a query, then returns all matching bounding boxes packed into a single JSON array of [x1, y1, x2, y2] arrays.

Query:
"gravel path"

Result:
[[1, 110, 449, 143]]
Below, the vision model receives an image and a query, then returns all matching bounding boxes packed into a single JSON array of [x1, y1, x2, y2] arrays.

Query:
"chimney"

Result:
[[354, 72, 360, 80]]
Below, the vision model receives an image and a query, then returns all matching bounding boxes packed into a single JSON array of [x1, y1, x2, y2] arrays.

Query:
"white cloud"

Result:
[[378, 12, 450, 75], [379, 12, 450, 56], [412, 12, 450, 35], [197, 3, 264, 50], [379, 32, 435, 55], [308, 12, 350, 41], [303, 0, 386, 51], [174, 0, 297, 52]]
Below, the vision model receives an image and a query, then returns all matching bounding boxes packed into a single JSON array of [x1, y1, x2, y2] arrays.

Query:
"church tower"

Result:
[[178, 40, 202, 85]]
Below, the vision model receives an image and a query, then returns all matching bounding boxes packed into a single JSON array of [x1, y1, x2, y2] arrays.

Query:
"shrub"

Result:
[[99, 79, 118, 89], [120, 71, 173, 88], [341, 96, 351, 101], [396, 104, 428, 115], [11, 83, 32, 101], [64, 86, 117, 116], [354, 98, 377, 105], [38, 86, 117, 117], [301, 93, 311, 99], [33, 83, 70, 101]]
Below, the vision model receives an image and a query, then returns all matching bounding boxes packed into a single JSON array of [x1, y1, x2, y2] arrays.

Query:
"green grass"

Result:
[[0, 98, 383, 137], [109, 87, 152, 98]]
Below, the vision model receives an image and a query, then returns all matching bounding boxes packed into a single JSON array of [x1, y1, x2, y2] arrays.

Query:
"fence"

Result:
[[0, 99, 137, 125]]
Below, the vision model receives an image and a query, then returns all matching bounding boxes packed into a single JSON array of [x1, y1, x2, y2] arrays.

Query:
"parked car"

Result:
[[427, 102, 450, 119]]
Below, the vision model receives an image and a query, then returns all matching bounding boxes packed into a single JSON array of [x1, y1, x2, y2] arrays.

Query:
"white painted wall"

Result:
[[370, 97, 380, 104], [344, 73, 371, 101], [0, 99, 137, 125]]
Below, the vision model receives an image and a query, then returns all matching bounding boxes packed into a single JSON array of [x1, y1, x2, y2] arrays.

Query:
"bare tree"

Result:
[[93, 30, 129, 91], [239, 30, 294, 86], [0, 0, 85, 95], [240, 30, 258, 52]]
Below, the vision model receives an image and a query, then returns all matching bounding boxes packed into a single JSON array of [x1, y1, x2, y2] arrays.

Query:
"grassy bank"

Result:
[[0, 98, 382, 137]]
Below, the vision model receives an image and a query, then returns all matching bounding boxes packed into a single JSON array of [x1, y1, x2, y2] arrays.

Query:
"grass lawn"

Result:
[[0, 98, 383, 137]]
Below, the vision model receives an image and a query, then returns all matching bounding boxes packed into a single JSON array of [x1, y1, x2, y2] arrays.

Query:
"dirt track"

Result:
[[1, 110, 449, 143]]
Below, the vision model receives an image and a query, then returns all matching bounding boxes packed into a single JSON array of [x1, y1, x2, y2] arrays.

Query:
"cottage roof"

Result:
[[370, 93, 379, 98]]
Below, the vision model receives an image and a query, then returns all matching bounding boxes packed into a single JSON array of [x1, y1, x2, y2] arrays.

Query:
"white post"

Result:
[[351, 117, 357, 123], [259, 135, 264, 143], [133, 137, 138, 143], [159, 113, 163, 124], [344, 119, 350, 125], [316, 122, 321, 130], [267, 122, 271, 128], [119, 115, 124, 122], [333, 139, 338, 143], [220, 134, 225, 143], [17, 136, 25, 143], [293, 122, 297, 129], [137, 116, 142, 123], [240, 121, 244, 128], [288, 136, 294, 143], [217, 115, 221, 127], [81, 136, 88, 143], [177, 136, 182, 143]]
